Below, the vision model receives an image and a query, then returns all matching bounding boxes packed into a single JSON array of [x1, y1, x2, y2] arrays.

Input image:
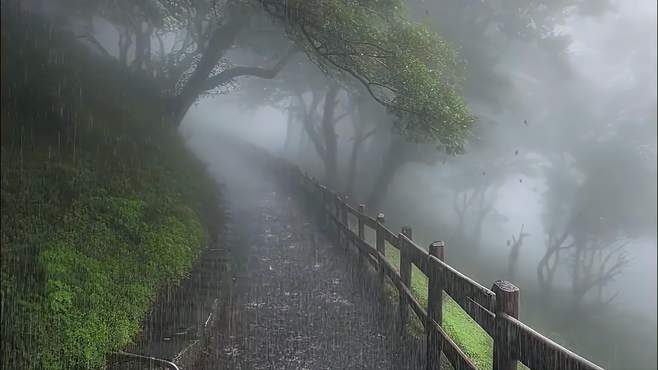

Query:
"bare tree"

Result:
[[507, 224, 529, 280]]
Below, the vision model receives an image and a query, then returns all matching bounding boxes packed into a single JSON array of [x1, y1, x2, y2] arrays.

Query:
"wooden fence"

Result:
[[280, 163, 606, 370]]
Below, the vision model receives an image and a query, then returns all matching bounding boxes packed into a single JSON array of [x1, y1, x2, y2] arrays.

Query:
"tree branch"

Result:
[[202, 47, 298, 91], [351, 127, 377, 143], [295, 90, 325, 158], [360, 127, 378, 141], [299, 25, 401, 112]]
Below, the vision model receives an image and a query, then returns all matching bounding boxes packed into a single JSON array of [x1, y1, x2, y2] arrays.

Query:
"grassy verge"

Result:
[[1, 10, 220, 369], [384, 244, 494, 370]]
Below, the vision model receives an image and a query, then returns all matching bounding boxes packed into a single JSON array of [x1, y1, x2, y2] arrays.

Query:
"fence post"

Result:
[[376, 213, 386, 291], [426, 241, 445, 370], [399, 226, 413, 332], [335, 195, 343, 245], [357, 204, 366, 265], [492, 280, 520, 370], [340, 197, 349, 249]]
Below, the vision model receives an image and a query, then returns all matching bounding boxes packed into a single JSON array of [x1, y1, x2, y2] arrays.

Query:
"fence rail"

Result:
[[264, 155, 605, 370]]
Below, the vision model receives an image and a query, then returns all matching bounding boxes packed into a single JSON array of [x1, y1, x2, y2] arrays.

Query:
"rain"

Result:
[[1, 1, 656, 370]]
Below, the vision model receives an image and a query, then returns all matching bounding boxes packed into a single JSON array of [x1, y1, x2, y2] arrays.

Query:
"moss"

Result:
[[28, 195, 204, 369], [1, 11, 220, 369]]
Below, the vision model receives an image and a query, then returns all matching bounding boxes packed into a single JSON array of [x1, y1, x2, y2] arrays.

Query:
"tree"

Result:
[[364, 134, 445, 210], [92, 0, 475, 154], [233, 56, 349, 187], [437, 139, 536, 249], [262, 0, 475, 153], [407, 0, 610, 109], [537, 130, 656, 307], [344, 93, 378, 195], [81, 0, 476, 153], [507, 224, 529, 281], [342, 0, 600, 214], [44, 0, 477, 197], [291, 83, 345, 187]]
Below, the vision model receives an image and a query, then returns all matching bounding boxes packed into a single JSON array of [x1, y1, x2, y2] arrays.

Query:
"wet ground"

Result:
[[192, 142, 424, 370]]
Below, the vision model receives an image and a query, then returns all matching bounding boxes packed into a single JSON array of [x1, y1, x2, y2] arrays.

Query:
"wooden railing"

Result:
[[280, 163, 606, 370]]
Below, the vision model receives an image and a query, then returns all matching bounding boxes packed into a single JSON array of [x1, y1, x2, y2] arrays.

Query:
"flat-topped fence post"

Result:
[[492, 280, 520, 370], [399, 226, 413, 332], [357, 204, 366, 266], [340, 196, 349, 249], [426, 241, 445, 370], [375, 213, 386, 293]]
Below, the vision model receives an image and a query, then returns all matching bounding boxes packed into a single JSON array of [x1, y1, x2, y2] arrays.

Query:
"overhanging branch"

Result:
[[202, 47, 299, 92], [299, 24, 422, 118]]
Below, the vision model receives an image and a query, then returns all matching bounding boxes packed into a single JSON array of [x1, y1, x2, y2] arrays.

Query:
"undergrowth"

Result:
[[1, 9, 219, 369]]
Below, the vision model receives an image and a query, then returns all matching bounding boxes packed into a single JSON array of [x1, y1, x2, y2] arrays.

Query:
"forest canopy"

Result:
[[48, 0, 475, 153]]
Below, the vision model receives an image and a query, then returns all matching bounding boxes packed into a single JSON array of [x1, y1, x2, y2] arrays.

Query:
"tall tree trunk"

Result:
[[143, 23, 153, 73], [345, 137, 361, 196], [118, 29, 132, 66], [366, 137, 404, 210], [133, 21, 146, 70], [452, 191, 469, 241], [571, 237, 586, 308], [345, 98, 365, 196], [282, 106, 295, 157], [472, 189, 494, 248], [506, 225, 528, 281], [537, 250, 556, 294], [321, 84, 340, 188], [297, 120, 308, 160], [537, 229, 569, 296]]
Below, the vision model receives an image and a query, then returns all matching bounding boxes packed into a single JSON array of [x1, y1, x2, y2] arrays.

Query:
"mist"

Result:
[[4, 0, 656, 369], [179, 1, 657, 368]]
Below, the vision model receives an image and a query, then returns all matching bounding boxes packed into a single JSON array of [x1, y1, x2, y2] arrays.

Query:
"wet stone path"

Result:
[[193, 149, 421, 369]]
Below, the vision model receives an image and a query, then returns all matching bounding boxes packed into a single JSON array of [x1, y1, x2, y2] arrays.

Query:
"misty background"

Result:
[[181, 1, 657, 368], [27, 0, 657, 368]]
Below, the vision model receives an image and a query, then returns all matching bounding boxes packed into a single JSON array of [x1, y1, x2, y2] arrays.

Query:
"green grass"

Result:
[[384, 244, 494, 370], [1, 11, 220, 369]]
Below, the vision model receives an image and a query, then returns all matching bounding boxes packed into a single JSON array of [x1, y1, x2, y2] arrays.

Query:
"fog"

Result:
[[179, 1, 656, 369], [21, 0, 655, 368]]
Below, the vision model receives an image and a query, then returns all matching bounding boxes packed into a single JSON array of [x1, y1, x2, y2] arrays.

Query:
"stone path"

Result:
[[193, 144, 424, 370]]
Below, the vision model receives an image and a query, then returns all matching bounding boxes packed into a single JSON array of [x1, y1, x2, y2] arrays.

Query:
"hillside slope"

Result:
[[1, 10, 221, 369]]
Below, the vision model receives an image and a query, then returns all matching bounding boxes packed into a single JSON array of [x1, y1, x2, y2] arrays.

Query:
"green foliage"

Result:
[[1, 11, 219, 369], [271, 0, 476, 153], [26, 195, 203, 369]]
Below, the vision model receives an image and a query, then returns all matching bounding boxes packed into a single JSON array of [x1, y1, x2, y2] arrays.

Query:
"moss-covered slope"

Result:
[[1, 10, 219, 369]]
